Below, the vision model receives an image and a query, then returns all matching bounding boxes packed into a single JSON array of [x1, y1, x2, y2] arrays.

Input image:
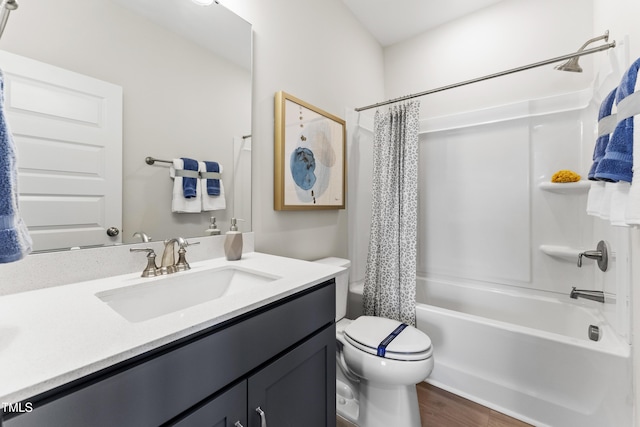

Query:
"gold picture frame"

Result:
[[274, 91, 346, 210]]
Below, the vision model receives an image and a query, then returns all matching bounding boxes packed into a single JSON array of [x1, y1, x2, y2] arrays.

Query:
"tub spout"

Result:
[[570, 287, 605, 303]]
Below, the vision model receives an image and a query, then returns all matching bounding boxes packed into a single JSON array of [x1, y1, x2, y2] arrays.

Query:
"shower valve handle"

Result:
[[578, 250, 602, 266], [577, 240, 609, 272]]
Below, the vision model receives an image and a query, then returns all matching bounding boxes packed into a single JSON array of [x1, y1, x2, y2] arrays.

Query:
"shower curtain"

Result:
[[362, 101, 420, 326]]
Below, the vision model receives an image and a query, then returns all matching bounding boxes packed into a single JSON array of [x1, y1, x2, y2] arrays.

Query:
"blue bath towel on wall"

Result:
[[180, 157, 199, 198], [0, 71, 32, 263], [594, 57, 640, 182], [203, 161, 220, 196], [588, 88, 617, 180]]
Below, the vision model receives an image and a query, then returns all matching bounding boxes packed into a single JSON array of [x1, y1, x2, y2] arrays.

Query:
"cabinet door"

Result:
[[247, 324, 336, 427], [171, 381, 246, 427]]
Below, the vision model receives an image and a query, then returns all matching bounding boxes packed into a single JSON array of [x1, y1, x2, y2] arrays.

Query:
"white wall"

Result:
[[384, 0, 594, 118], [222, 0, 384, 260]]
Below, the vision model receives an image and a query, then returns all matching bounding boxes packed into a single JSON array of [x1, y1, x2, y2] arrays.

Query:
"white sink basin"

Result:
[[96, 266, 280, 322]]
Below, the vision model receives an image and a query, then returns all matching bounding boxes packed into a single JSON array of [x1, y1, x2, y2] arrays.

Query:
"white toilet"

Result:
[[315, 257, 434, 427]]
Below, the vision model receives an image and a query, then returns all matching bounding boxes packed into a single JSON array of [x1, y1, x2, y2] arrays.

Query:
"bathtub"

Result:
[[412, 276, 632, 427]]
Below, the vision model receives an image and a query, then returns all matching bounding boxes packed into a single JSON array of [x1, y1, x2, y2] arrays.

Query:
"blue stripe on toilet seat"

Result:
[[377, 323, 408, 357]]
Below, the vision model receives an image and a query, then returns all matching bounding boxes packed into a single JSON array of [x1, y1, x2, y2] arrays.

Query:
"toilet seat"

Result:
[[343, 316, 432, 361]]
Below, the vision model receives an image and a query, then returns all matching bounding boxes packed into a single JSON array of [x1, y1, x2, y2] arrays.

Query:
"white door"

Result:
[[0, 50, 123, 251]]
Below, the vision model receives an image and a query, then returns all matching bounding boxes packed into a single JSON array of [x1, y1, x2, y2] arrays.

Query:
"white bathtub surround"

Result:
[[350, 88, 632, 334], [414, 276, 632, 427], [363, 101, 420, 326], [347, 88, 633, 426]]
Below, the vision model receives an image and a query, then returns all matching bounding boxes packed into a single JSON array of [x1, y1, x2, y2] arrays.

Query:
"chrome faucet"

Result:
[[132, 231, 151, 242], [160, 237, 200, 274], [130, 248, 160, 277], [161, 237, 183, 274], [570, 287, 605, 303]]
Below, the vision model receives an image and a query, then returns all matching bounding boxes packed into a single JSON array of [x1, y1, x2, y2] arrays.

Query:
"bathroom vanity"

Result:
[[0, 253, 340, 427]]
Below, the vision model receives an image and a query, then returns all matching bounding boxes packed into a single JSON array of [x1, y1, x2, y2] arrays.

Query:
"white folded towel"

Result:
[[199, 161, 226, 211], [170, 159, 202, 213], [610, 182, 631, 226], [586, 181, 606, 217], [599, 182, 614, 220]]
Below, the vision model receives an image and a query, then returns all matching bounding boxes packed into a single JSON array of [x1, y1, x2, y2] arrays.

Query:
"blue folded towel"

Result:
[[0, 71, 32, 263], [595, 58, 640, 182], [588, 88, 617, 180], [180, 157, 199, 198], [203, 161, 220, 196]]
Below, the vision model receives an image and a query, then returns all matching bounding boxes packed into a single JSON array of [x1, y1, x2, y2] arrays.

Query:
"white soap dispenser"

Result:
[[224, 218, 243, 261]]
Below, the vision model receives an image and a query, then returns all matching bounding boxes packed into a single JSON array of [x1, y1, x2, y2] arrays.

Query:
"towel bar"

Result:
[[145, 156, 172, 165]]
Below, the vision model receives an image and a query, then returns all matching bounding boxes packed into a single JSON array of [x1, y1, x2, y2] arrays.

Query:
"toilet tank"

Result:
[[314, 257, 351, 321]]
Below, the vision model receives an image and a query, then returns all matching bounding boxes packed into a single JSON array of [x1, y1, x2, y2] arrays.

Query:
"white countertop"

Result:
[[0, 252, 343, 404]]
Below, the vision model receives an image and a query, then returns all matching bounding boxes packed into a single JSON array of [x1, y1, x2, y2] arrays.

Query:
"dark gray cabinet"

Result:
[[248, 324, 335, 427], [3, 280, 336, 427], [172, 381, 246, 427]]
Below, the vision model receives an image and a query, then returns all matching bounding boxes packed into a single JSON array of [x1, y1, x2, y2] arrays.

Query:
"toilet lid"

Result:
[[343, 316, 432, 361]]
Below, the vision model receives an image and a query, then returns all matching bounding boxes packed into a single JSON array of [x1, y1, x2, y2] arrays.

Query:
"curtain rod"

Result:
[[0, 0, 17, 40], [355, 41, 616, 112]]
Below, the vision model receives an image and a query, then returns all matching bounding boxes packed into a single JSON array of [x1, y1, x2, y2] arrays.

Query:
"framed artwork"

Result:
[[274, 91, 346, 210]]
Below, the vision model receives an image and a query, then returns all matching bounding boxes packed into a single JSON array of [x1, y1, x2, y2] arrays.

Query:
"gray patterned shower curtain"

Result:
[[362, 101, 420, 326]]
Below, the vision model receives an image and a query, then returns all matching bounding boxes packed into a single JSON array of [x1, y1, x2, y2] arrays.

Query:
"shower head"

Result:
[[555, 31, 610, 73], [555, 57, 583, 73]]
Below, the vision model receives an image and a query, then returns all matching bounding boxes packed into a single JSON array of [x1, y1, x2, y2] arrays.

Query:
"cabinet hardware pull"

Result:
[[234, 422, 244, 427], [255, 406, 267, 427]]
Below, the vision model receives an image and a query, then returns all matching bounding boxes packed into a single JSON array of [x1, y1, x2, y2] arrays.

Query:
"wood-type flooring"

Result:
[[336, 383, 533, 427]]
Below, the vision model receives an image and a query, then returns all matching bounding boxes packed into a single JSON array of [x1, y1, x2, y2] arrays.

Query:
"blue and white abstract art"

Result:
[[280, 96, 345, 209]]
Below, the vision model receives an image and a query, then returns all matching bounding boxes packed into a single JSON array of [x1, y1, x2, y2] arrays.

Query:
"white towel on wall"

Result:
[[170, 159, 201, 213], [199, 161, 226, 211]]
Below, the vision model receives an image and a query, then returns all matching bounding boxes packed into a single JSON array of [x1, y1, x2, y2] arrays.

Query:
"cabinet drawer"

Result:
[[6, 280, 335, 427]]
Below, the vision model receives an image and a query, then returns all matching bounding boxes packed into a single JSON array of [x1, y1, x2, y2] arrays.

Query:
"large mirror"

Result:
[[2, 0, 252, 252]]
